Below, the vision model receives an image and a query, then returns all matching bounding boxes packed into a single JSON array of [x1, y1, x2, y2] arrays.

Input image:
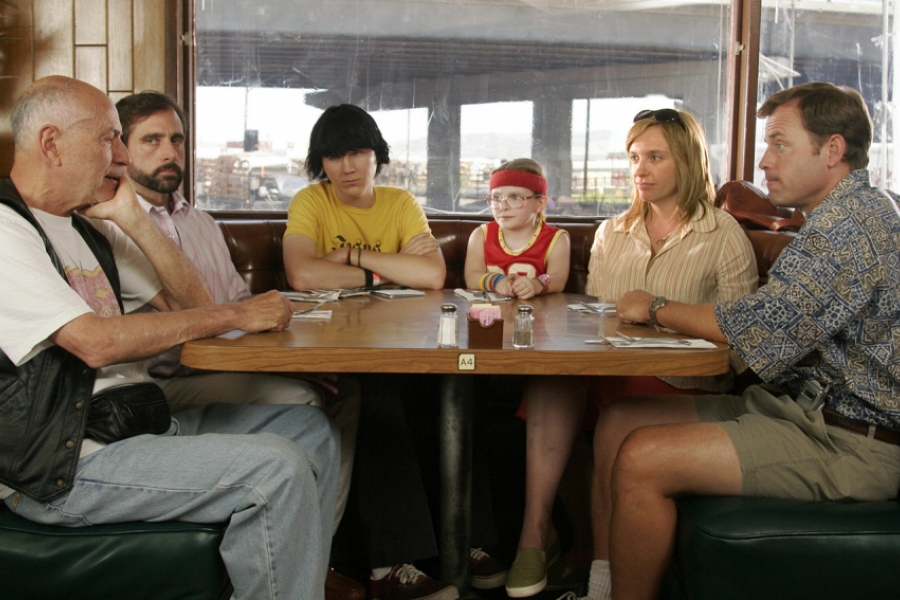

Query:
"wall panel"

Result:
[[75, 44, 106, 89], [1, 0, 35, 175], [0, 0, 176, 177], [107, 0, 132, 91], [34, 0, 74, 78], [133, 0, 165, 92], [74, 0, 106, 45]]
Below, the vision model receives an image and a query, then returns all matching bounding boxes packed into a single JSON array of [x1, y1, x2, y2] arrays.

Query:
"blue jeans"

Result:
[[6, 403, 339, 600]]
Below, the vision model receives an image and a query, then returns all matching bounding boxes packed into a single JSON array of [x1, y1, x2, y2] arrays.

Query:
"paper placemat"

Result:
[[604, 336, 716, 349], [372, 289, 426, 298], [292, 310, 333, 320], [282, 290, 341, 302], [454, 288, 512, 302], [568, 302, 616, 313]]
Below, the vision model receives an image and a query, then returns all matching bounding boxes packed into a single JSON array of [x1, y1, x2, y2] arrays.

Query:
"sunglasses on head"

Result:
[[633, 108, 683, 125]]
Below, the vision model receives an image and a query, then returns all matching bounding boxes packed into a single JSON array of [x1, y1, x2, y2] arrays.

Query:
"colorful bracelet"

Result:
[[478, 272, 507, 291]]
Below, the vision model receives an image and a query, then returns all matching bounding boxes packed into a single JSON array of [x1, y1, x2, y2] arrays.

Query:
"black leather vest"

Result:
[[0, 180, 123, 501]]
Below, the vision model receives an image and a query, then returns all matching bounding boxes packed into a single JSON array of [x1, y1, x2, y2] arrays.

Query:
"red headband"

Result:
[[489, 170, 548, 196]]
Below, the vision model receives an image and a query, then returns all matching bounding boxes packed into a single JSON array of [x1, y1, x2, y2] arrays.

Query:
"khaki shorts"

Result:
[[696, 384, 900, 501]]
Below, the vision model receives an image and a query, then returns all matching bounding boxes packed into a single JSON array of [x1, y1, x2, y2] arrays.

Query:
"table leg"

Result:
[[439, 373, 473, 595]]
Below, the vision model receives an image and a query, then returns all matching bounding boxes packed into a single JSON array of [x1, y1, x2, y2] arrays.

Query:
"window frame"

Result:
[[175, 0, 765, 218]]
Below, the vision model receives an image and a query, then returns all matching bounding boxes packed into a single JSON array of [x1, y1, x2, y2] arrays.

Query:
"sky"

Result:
[[195, 86, 675, 167]]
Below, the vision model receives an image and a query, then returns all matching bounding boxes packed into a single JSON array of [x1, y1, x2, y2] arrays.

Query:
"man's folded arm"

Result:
[[284, 232, 447, 290], [355, 248, 446, 290]]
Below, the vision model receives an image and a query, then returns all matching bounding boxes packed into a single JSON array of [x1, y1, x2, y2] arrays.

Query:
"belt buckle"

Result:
[[796, 380, 830, 412]]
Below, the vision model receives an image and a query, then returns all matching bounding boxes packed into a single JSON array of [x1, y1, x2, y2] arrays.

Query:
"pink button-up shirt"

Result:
[[139, 192, 251, 376]]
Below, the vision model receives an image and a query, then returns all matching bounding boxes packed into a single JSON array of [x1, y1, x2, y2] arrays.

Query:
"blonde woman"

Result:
[[507, 109, 758, 598]]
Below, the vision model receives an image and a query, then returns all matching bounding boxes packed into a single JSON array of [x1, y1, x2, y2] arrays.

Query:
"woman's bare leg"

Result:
[[519, 376, 587, 551]]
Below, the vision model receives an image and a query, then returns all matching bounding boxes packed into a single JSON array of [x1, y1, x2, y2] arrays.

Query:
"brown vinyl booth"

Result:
[[665, 182, 900, 600], [6, 184, 899, 600]]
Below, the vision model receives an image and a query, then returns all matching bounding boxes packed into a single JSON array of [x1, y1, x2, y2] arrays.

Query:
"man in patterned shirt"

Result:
[[569, 82, 900, 600], [115, 92, 364, 600]]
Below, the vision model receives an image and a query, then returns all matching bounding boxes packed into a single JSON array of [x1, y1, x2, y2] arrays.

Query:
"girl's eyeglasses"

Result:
[[633, 108, 683, 125], [484, 194, 541, 209]]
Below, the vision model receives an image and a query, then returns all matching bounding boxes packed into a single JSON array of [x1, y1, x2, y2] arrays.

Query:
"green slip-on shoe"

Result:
[[504, 540, 561, 598]]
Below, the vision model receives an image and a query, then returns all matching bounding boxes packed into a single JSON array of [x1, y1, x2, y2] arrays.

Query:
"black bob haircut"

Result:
[[115, 91, 187, 144], [305, 104, 391, 181]]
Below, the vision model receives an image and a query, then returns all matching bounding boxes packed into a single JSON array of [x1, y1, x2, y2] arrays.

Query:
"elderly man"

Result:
[[114, 90, 363, 600], [0, 76, 338, 600], [566, 81, 900, 600]]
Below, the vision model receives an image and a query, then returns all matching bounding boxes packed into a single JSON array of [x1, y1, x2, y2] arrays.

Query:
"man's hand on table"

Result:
[[235, 290, 294, 331], [616, 290, 654, 324]]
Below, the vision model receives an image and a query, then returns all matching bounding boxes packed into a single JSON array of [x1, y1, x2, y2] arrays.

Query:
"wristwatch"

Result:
[[537, 274, 551, 294], [648, 296, 669, 328]]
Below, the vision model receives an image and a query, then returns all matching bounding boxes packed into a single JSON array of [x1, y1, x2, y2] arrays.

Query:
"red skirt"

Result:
[[517, 376, 706, 429]]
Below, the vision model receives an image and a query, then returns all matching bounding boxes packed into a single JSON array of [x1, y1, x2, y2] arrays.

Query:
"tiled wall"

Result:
[[0, 0, 173, 175]]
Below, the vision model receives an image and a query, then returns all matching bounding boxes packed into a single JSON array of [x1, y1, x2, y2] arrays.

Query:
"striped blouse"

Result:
[[587, 203, 758, 392]]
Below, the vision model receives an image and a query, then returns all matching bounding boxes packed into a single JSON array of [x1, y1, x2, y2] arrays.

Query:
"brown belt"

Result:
[[822, 408, 900, 446]]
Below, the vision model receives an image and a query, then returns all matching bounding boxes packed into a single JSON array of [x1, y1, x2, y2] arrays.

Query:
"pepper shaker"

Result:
[[513, 305, 535, 349]]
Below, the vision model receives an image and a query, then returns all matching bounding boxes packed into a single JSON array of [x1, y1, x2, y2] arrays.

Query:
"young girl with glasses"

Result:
[[463, 158, 570, 299]]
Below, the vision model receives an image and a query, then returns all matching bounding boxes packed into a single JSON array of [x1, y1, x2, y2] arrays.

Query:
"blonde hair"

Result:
[[619, 110, 714, 231]]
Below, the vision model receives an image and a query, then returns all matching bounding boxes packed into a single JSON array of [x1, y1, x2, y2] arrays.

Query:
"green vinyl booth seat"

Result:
[[666, 495, 900, 600], [0, 503, 231, 600]]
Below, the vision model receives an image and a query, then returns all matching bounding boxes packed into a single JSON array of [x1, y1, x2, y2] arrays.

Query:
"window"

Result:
[[196, 0, 734, 216], [753, 0, 898, 190], [195, 0, 898, 215]]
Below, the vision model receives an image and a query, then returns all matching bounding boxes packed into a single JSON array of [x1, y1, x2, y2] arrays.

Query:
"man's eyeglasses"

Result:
[[633, 108, 683, 125], [484, 193, 541, 209]]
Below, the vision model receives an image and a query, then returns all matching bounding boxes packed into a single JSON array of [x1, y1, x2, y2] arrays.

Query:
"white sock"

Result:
[[370, 566, 392, 580], [587, 559, 611, 600]]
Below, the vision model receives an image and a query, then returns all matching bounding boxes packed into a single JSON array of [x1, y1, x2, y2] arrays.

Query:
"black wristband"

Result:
[[346, 248, 352, 265], [363, 268, 374, 288]]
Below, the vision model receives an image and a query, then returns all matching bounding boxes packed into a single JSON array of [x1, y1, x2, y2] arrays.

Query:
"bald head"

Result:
[[8, 76, 130, 215], [10, 76, 112, 152]]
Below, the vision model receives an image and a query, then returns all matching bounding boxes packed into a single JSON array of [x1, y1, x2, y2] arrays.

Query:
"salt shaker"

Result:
[[437, 304, 459, 348], [512, 304, 535, 349]]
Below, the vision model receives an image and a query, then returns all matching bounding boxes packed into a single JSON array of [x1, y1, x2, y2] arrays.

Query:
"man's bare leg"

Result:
[[609, 422, 742, 599], [591, 395, 701, 562]]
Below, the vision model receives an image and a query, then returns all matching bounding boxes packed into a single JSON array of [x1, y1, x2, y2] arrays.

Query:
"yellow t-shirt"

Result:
[[285, 182, 431, 257]]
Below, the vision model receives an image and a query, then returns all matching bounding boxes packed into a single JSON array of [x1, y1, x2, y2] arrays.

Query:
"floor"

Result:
[[329, 374, 589, 600]]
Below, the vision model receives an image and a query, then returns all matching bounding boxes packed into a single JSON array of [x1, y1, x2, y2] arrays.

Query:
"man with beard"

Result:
[[115, 91, 364, 600]]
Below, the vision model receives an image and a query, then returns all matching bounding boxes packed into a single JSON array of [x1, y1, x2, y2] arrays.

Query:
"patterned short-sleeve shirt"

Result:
[[716, 170, 900, 429]]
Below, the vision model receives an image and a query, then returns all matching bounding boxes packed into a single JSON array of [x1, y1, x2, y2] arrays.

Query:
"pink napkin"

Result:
[[469, 305, 502, 327]]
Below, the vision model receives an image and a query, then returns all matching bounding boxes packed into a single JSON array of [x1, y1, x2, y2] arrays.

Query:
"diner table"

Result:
[[181, 290, 729, 595]]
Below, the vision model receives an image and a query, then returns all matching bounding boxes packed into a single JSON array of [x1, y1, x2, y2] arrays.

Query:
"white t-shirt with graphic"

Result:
[[0, 204, 163, 499]]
